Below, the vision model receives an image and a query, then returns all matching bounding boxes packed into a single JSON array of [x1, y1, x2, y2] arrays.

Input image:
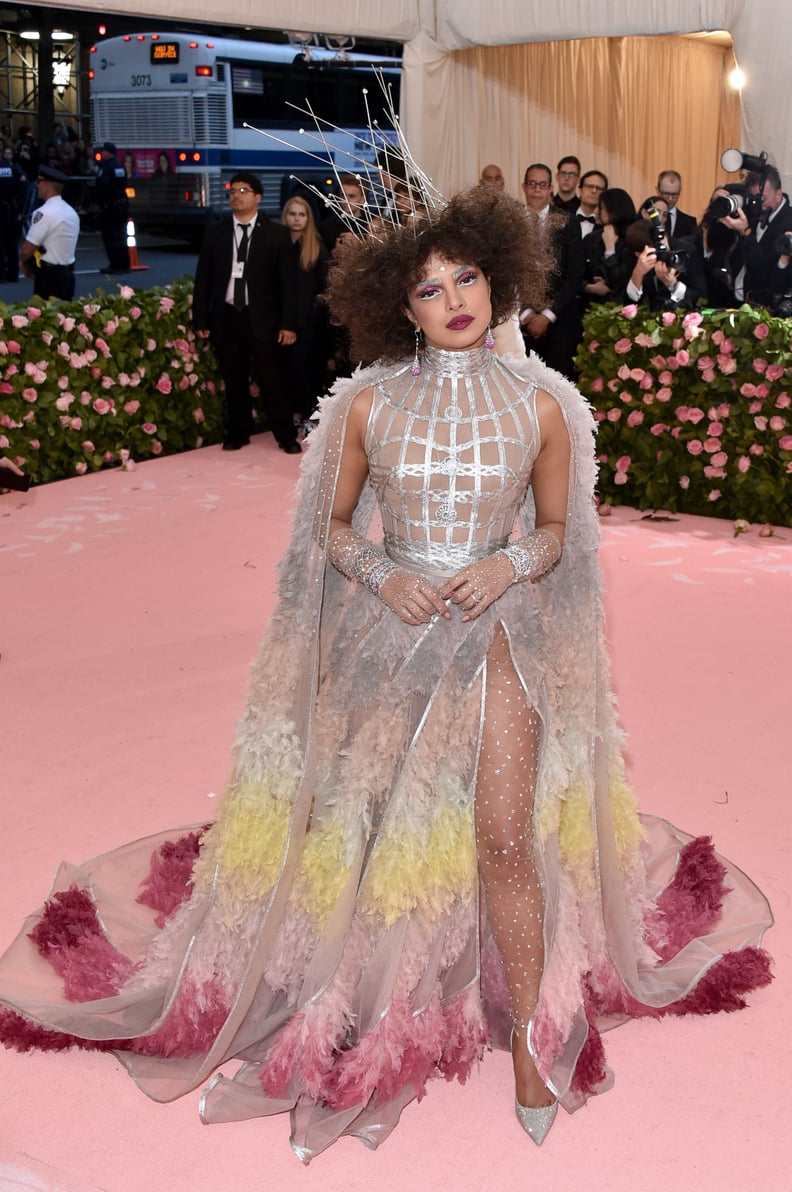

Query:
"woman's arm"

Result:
[[327, 389, 449, 624]]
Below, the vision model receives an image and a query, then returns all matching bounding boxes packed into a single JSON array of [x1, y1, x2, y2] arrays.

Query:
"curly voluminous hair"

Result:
[[325, 187, 550, 363]]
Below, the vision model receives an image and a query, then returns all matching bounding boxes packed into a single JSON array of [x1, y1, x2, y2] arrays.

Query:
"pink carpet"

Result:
[[0, 437, 787, 1192]]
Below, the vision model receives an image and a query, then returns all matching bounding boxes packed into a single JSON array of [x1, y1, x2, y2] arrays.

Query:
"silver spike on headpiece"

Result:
[[244, 70, 446, 241]]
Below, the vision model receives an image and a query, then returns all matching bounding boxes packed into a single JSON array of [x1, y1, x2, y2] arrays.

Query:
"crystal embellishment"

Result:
[[444, 405, 463, 421], [435, 502, 458, 524]]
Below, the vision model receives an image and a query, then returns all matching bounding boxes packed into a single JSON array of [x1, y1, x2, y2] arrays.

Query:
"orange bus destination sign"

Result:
[[150, 43, 180, 64]]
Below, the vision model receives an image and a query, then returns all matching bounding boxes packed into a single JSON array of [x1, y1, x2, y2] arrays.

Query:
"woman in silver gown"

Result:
[[0, 188, 773, 1161]]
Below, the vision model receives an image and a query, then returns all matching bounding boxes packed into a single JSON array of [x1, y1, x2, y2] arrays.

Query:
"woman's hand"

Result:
[[440, 553, 515, 621], [601, 223, 618, 253], [379, 570, 451, 624]]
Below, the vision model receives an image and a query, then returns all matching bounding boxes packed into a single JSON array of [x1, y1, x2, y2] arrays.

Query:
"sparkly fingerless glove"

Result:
[[327, 528, 398, 597], [501, 527, 562, 583]]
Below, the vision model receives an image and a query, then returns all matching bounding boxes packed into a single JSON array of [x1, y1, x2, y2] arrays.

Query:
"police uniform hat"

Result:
[[39, 165, 69, 184], [101, 142, 118, 155]]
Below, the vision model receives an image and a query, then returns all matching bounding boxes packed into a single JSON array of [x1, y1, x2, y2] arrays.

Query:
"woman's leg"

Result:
[[476, 625, 551, 1107]]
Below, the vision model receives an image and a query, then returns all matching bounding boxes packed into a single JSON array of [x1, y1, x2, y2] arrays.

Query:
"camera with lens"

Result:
[[708, 182, 763, 224], [644, 203, 689, 270]]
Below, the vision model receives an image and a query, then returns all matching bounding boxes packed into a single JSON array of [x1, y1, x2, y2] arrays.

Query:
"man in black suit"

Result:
[[193, 172, 301, 452], [722, 165, 792, 307], [519, 163, 584, 379], [657, 170, 697, 240]]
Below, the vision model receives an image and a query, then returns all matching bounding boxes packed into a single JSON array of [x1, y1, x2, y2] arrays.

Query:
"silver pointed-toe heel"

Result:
[[514, 1095, 558, 1146]]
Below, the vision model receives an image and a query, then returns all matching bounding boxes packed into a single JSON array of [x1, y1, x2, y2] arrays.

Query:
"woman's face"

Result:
[[406, 253, 492, 353], [158, 154, 170, 172], [285, 201, 309, 234]]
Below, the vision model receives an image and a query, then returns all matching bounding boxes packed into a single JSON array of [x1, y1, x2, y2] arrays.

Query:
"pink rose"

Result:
[[639, 373, 653, 390], [740, 383, 757, 398], [755, 383, 769, 398], [614, 338, 632, 355], [155, 375, 172, 395], [75, 461, 88, 475], [687, 440, 704, 455], [675, 349, 690, 366], [708, 490, 721, 501], [159, 296, 175, 313], [675, 406, 690, 422], [651, 355, 667, 369], [146, 338, 157, 352], [661, 311, 675, 326], [687, 408, 705, 424], [650, 423, 669, 437], [770, 415, 786, 431], [711, 329, 724, 345], [41, 330, 53, 346], [6, 340, 20, 354], [721, 338, 734, 354], [703, 437, 722, 452], [617, 364, 631, 381], [717, 404, 731, 418], [55, 395, 73, 411], [635, 332, 655, 347], [124, 400, 140, 415], [70, 416, 82, 430], [703, 466, 726, 479], [748, 400, 762, 414], [711, 452, 728, 468], [658, 370, 673, 385], [142, 422, 157, 435], [753, 357, 768, 374], [606, 408, 621, 421], [178, 375, 190, 390], [129, 306, 142, 319], [28, 438, 40, 449], [737, 455, 751, 473], [21, 388, 37, 402], [708, 421, 723, 436], [607, 379, 620, 393], [613, 472, 628, 485], [616, 455, 631, 472], [103, 450, 115, 462], [749, 443, 765, 456], [193, 408, 205, 423], [80, 392, 91, 405], [0, 384, 12, 396], [754, 416, 768, 430], [621, 303, 638, 318], [775, 393, 791, 408], [766, 363, 785, 382], [656, 387, 672, 402], [626, 410, 644, 427], [590, 377, 604, 392], [119, 285, 135, 300], [11, 314, 28, 329], [754, 322, 769, 339], [101, 376, 114, 390], [701, 368, 716, 383], [718, 355, 737, 374], [682, 310, 703, 330], [679, 475, 690, 489], [620, 391, 633, 404], [151, 440, 163, 454], [103, 320, 118, 336], [588, 340, 599, 352], [93, 398, 111, 415], [81, 440, 95, 453], [779, 435, 792, 450], [57, 376, 69, 390]]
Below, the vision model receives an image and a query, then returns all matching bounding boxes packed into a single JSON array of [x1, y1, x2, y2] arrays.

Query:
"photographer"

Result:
[[722, 166, 792, 306], [623, 217, 707, 310], [692, 186, 745, 308]]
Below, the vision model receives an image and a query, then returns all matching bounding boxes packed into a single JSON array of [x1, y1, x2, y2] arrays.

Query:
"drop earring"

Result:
[[411, 328, 422, 375], [485, 324, 495, 350]]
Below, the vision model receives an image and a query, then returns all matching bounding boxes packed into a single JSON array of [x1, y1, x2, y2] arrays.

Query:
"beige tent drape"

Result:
[[409, 35, 740, 215]]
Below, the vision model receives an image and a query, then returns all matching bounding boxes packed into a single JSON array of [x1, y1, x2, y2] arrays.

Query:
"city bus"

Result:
[[88, 32, 402, 236]]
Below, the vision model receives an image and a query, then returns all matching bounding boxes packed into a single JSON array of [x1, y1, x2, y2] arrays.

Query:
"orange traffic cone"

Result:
[[126, 218, 149, 272]]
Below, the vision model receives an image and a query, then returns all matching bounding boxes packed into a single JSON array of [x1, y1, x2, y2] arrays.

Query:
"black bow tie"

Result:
[[578, 213, 595, 222]]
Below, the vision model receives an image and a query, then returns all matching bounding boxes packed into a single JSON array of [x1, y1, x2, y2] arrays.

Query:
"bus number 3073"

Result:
[[131, 74, 152, 87]]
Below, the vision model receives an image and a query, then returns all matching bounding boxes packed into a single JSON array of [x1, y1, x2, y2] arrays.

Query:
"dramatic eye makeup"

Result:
[[412, 265, 480, 301]]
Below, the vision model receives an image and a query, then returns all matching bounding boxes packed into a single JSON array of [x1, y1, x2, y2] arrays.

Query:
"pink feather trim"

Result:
[[136, 828, 209, 927]]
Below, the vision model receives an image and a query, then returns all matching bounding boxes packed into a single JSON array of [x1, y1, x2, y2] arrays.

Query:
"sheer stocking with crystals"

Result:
[[475, 625, 552, 1107]]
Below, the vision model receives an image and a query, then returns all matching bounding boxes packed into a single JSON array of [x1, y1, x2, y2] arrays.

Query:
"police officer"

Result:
[[0, 145, 24, 281], [20, 166, 80, 300], [95, 141, 129, 274]]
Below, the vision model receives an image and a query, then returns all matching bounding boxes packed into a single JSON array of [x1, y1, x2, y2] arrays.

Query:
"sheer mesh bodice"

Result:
[[366, 346, 540, 576]]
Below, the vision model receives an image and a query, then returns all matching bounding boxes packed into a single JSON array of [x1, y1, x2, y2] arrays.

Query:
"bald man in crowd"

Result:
[[479, 164, 506, 189]]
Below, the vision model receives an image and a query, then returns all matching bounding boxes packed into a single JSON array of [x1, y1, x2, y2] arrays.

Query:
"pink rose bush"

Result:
[[0, 280, 224, 484], [575, 302, 792, 524]]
